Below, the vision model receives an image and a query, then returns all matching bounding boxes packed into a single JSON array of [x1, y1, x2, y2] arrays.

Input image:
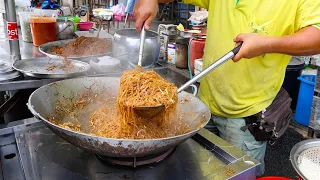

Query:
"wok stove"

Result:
[[96, 148, 175, 167], [0, 118, 259, 180]]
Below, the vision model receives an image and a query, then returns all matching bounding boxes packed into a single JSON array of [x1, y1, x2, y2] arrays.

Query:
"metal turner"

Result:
[[138, 26, 146, 66], [134, 42, 243, 118]]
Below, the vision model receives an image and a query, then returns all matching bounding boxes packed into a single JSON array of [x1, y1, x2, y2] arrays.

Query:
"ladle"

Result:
[[134, 43, 243, 118]]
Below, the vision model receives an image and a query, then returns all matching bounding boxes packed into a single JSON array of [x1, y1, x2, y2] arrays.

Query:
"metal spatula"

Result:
[[138, 26, 146, 66], [134, 43, 243, 118]]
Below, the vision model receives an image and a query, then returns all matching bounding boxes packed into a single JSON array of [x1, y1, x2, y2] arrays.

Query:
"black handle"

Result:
[[231, 42, 243, 55]]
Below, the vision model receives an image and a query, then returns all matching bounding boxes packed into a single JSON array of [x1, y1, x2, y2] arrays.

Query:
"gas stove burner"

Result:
[[97, 148, 175, 167]]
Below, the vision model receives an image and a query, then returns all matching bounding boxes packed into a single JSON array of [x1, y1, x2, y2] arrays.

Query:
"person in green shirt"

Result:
[[134, 0, 320, 175]]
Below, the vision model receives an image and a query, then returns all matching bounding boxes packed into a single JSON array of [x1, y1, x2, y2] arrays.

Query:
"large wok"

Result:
[[27, 77, 211, 157]]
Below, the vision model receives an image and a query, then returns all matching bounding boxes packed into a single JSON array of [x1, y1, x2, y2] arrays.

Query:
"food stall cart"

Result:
[[0, 42, 261, 179], [0, 1, 262, 179]]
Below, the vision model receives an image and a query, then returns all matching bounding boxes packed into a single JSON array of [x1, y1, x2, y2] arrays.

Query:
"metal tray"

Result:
[[38, 39, 112, 62], [13, 58, 91, 79]]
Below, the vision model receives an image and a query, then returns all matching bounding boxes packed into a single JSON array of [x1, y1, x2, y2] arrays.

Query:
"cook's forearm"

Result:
[[268, 26, 320, 56]]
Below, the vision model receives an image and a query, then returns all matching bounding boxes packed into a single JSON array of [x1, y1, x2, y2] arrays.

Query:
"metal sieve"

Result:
[[290, 139, 320, 180]]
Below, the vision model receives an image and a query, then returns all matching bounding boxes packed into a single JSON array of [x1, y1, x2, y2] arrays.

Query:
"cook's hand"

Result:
[[134, 0, 158, 33], [232, 33, 271, 62]]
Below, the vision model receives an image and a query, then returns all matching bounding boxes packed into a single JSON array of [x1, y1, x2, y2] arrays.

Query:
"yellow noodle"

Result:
[[48, 67, 191, 139]]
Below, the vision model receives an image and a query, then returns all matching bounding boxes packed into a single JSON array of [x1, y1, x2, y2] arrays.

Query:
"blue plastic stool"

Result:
[[294, 74, 316, 126]]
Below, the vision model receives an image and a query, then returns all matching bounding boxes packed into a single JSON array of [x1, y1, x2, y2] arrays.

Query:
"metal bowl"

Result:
[[290, 139, 320, 180]]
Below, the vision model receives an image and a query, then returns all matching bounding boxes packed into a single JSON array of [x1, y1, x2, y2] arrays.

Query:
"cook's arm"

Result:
[[233, 0, 320, 61], [266, 0, 320, 56], [233, 26, 320, 61], [268, 26, 320, 56], [134, 0, 209, 32], [134, 0, 174, 32]]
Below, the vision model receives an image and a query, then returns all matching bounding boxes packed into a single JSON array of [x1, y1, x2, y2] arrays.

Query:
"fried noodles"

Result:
[[89, 105, 190, 139], [115, 66, 179, 138], [48, 68, 192, 139]]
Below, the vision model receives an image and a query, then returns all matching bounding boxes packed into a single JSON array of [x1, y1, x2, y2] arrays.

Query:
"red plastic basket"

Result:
[[77, 22, 94, 31]]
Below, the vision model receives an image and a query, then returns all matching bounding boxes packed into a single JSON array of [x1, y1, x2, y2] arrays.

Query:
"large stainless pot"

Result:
[[112, 28, 160, 69], [56, 19, 75, 40], [27, 77, 210, 157]]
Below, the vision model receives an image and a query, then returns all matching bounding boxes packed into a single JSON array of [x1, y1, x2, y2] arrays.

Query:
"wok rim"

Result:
[[27, 77, 211, 142]]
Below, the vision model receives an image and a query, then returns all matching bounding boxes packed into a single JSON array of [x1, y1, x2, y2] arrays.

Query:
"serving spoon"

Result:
[[134, 43, 243, 118]]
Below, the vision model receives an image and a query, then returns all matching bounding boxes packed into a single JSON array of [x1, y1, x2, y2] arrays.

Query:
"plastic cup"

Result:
[[18, 12, 34, 43]]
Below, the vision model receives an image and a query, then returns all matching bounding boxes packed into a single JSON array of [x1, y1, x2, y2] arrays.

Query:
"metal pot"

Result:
[[112, 28, 160, 69], [56, 19, 75, 40]]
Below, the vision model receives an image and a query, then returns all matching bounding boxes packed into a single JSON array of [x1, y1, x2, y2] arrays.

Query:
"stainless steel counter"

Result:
[[0, 118, 259, 180], [0, 32, 46, 60]]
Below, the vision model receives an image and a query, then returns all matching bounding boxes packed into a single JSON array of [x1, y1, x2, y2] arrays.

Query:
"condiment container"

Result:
[[30, 15, 57, 46], [194, 58, 203, 71], [167, 43, 176, 64], [175, 37, 189, 69], [18, 11, 34, 43]]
